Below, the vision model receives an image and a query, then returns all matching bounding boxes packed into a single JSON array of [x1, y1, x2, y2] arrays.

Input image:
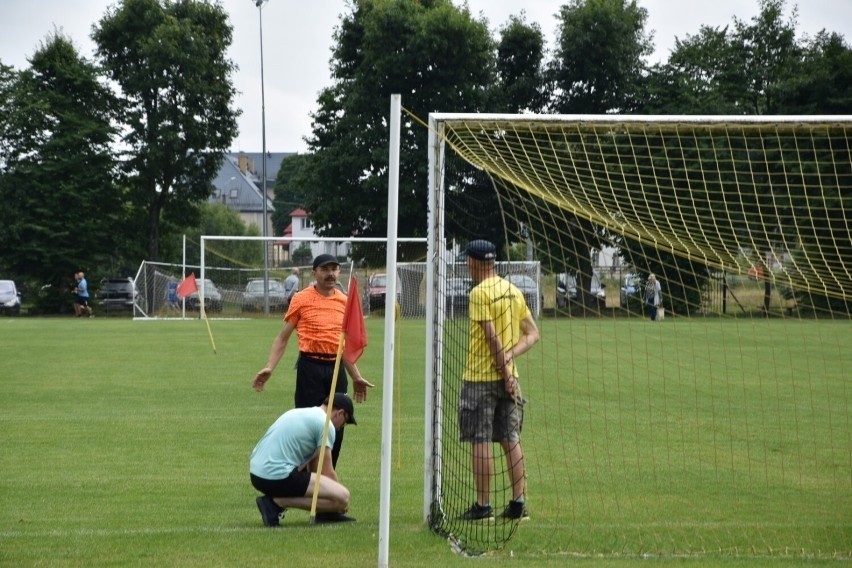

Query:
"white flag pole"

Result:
[[377, 94, 401, 568]]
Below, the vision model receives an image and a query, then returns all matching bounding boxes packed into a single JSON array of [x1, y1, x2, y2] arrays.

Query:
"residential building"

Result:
[[211, 151, 349, 266], [280, 208, 350, 263], [210, 151, 293, 231]]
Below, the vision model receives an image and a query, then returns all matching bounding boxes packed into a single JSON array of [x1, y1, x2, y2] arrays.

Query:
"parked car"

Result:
[[505, 274, 542, 314], [592, 277, 606, 301], [98, 278, 140, 312], [556, 273, 605, 308], [445, 277, 473, 315], [620, 273, 641, 306], [364, 273, 401, 311], [556, 273, 577, 307], [241, 278, 288, 312], [0, 280, 22, 315], [185, 279, 223, 312]]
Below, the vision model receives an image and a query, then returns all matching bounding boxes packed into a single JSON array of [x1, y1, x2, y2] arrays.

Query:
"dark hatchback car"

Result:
[[98, 278, 139, 312], [185, 278, 223, 312], [241, 278, 288, 312], [364, 273, 402, 311]]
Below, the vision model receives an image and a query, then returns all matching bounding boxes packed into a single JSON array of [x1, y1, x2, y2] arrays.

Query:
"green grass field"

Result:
[[0, 316, 849, 566]]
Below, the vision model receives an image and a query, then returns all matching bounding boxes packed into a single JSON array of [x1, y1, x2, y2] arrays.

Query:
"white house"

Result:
[[281, 208, 350, 263]]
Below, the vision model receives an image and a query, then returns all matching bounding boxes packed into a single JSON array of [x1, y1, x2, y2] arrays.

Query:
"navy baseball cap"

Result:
[[325, 393, 357, 425], [466, 240, 497, 261], [312, 254, 340, 270]]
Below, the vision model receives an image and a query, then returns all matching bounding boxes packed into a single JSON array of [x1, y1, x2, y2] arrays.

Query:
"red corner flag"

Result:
[[177, 273, 198, 299], [342, 275, 367, 364]]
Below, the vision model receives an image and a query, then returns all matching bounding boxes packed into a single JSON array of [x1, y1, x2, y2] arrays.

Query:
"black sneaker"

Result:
[[314, 512, 356, 523], [256, 495, 283, 527], [499, 500, 529, 521], [458, 503, 494, 521]]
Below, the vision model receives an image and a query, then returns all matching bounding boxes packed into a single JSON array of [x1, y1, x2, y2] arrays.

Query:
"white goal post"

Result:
[[199, 236, 430, 316], [424, 112, 852, 556], [133, 236, 428, 319]]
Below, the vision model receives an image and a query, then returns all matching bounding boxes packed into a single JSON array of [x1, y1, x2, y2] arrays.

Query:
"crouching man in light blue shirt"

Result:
[[250, 393, 357, 526]]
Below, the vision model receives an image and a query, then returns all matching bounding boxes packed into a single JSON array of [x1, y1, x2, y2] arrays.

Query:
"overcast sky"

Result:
[[1, 0, 849, 153]]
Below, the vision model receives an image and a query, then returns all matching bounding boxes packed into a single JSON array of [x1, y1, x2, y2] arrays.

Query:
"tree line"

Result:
[[1, 0, 849, 312], [275, 0, 850, 311], [0, 0, 241, 310]]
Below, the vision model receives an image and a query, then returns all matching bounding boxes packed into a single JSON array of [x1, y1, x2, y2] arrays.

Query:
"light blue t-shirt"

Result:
[[249, 406, 336, 480], [77, 278, 89, 298]]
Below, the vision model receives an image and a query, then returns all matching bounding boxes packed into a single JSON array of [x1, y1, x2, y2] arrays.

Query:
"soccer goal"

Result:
[[424, 114, 851, 557], [134, 237, 428, 319]]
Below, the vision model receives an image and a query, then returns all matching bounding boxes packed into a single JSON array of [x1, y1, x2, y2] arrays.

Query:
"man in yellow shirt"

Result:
[[252, 254, 373, 522], [458, 240, 540, 522]]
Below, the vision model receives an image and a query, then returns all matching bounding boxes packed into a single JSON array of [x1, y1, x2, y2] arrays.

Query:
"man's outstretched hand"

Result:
[[352, 375, 375, 403], [253, 368, 272, 392]]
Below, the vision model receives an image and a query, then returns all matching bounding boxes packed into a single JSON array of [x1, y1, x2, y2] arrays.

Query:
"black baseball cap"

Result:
[[466, 239, 497, 261], [325, 393, 357, 425], [313, 254, 340, 270]]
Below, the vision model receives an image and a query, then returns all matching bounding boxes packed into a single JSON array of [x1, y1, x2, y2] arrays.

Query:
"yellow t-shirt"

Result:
[[285, 285, 347, 356], [464, 275, 531, 382]]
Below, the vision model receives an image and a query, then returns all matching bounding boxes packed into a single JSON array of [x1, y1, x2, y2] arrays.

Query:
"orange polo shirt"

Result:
[[284, 285, 347, 356]]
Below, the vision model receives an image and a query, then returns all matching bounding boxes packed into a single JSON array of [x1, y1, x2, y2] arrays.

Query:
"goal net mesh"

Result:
[[135, 239, 429, 319], [426, 114, 851, 558]]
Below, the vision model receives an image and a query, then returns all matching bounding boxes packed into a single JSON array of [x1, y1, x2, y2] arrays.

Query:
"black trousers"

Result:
[[294, 353, 349, 468]]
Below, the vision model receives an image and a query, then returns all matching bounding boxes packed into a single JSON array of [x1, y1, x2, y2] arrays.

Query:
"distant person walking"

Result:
[[644, 274, 662, 321], [283, 268, 300, 309], [73, 271, 93, 318]]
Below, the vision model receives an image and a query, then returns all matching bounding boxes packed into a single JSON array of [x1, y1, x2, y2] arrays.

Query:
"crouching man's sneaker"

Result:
[[256, 495, 284, 527], [499, 500, 529, 520], [458, 502, 494, 521]]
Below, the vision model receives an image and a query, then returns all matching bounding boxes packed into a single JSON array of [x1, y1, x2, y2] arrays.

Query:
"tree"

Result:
[[295, 0, 496, 261], [631, 0, 850, 314], [779, 30, 852, 114], [0, 34, 122, 311], [549, 0, 653, 114], [171, 201, 262, 267], [271, 153, 311, 238], [642, 26, 744, 115], [643, 0, 806, 117], [729, 0, 801, 115], [292, 243, 313, 266], [493, 15, 548, 114], [0, 61, 18, 167], [544, 0, 653, 305], [92, 0, 239, 262]]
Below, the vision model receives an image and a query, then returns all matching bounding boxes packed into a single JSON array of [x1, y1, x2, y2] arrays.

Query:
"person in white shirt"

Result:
[[644, 274, 663, 320]]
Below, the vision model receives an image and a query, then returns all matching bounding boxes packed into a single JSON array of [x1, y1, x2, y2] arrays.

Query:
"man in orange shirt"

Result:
[[252, 253, 373, 523]]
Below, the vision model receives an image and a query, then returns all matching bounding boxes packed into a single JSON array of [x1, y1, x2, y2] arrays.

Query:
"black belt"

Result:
[[299, 351, 337, 362]]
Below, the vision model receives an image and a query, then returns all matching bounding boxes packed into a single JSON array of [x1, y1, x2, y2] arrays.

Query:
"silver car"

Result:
[[0, 280, 22, 315], [505, 274, 542, 315]]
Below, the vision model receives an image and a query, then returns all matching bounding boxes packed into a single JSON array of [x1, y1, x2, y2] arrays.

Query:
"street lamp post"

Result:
[[254, 0, 270, 314]]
